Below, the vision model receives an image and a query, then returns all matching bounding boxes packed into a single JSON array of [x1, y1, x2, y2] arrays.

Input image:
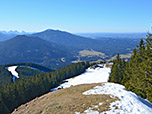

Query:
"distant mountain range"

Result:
[[0, 30, 30, 41], [0, 30, 28, 35], [76, 32, 147, 39], [0, 29, 142, 69], [0, 29, 145, 41]]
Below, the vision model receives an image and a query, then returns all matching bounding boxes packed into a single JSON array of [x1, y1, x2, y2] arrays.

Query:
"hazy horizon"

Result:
[[0, 29, 148, 34]]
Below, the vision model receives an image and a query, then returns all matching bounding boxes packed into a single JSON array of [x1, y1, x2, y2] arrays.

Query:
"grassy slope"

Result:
[[12, 83, 119, 114]]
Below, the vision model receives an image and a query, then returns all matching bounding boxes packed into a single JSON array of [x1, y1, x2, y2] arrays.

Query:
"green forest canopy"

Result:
[[109, 33, 152, 102]]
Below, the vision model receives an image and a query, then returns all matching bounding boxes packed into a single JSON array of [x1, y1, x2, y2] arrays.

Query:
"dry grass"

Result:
[[12, 83, 119, 114], [105, 63, 113, 67], [72, 50, 107, 63], [108, 53, 132, 61], [79, 50, 106, 57]]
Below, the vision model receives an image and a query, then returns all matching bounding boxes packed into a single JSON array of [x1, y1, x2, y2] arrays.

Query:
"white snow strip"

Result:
[[51, 64, 111, 91], [8, 66, 19, 78], [82, 83, 152, 114]]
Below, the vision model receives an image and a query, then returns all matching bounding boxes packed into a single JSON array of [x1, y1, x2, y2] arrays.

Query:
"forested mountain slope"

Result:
[[0, 35, 77, 69]]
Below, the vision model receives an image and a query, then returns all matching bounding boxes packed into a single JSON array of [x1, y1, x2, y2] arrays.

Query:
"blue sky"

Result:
[[0, 0, 151, 33]]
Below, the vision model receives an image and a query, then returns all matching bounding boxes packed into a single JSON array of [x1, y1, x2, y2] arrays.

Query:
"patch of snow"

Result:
[[99, 102, 104, 106], [8, 66, 19, 79], [51, 64, 111, 91], [82, 83, 152, 114], [75, 107, 100, 114], [84, 107, 100, 114]]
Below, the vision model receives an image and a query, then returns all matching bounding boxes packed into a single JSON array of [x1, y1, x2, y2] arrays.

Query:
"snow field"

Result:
[[51, 65, 111, 91], [7, 66, 19, 78]]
